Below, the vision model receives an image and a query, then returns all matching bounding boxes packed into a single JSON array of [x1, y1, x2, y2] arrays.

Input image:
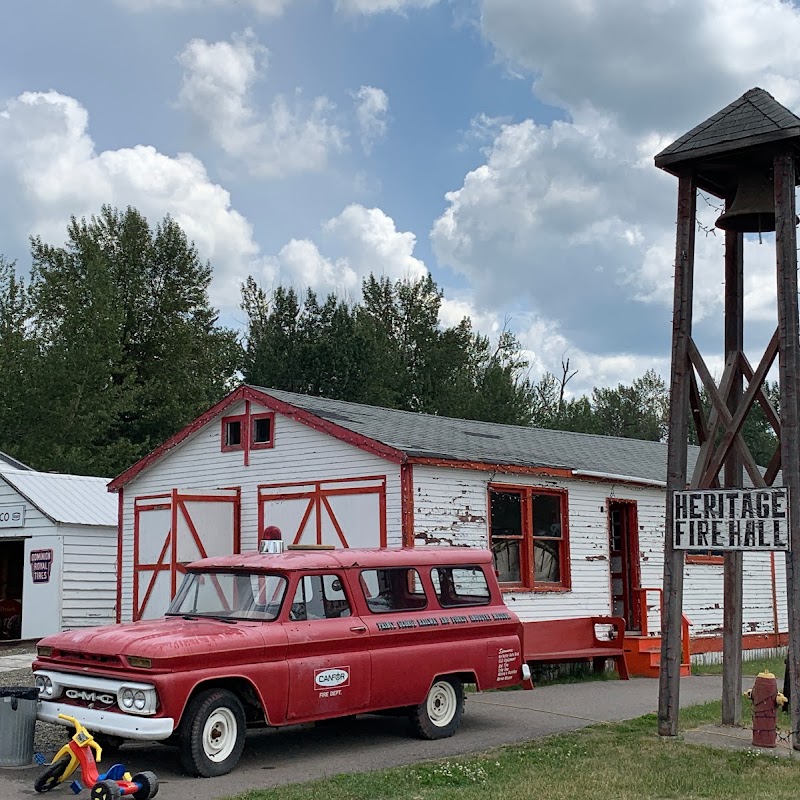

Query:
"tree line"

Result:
[[0, 205, 778, 477]]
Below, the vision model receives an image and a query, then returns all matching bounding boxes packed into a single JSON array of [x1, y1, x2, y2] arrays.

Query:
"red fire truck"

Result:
[[33, 547, 529, 777]]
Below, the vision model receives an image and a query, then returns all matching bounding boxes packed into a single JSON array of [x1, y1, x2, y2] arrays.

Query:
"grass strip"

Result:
[[229, 700, 799, 800]]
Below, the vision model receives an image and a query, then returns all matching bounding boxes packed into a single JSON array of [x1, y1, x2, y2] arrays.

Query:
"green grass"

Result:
[[227, 701, 799, 800], [693, 655, 786, 678]]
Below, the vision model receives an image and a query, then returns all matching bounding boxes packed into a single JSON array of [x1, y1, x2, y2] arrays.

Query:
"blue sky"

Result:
[[1, 0, 799, 395]]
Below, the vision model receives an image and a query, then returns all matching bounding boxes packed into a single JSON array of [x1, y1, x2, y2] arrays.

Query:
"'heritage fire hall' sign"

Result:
[[673, 488, 790, 552]]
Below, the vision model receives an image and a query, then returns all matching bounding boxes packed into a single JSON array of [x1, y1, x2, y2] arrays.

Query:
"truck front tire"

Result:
[[410, 676, 464, 739], [178, 688, 246, 777]]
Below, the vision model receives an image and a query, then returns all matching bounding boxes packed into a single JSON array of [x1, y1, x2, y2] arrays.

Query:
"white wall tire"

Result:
[[179, 688, 246, 777], [410, 677, 464, 739]]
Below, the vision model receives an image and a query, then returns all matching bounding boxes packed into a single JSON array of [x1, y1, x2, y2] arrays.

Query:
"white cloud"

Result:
[[353, 86, 389, 153], [260, 204, 429, 299], [335, 0, 439, 14], [428, 0, 800, 382], [115, 0, 440, 14], [177, 31, 346, 178], [115, 0, 294, 14], [0, 91, 264, 312], [480, 0, 800, 135]]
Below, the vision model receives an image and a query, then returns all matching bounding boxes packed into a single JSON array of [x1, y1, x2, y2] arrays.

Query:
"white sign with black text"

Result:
[[673, 488, 790, 552], [0, 504, 25, 529]]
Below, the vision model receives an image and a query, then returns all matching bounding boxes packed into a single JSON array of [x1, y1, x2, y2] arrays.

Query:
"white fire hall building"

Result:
[[108, 384, 788, 672]]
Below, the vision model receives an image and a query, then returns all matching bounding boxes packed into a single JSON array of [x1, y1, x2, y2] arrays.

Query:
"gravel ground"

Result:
[[0, 664, 68, 755]]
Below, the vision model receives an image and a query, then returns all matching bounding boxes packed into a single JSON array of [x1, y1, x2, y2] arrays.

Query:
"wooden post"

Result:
[[774, 150, 800, 748], [658, 171, 696, 737], [722, 226, 743, 726]]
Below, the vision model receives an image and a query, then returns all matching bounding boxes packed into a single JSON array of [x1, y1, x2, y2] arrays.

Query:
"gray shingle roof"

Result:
[[252, 386, 691, 486], [655, 87, 800, 169]]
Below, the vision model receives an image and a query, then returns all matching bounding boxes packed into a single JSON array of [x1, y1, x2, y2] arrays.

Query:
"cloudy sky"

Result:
[[1, 0, 798, 395]]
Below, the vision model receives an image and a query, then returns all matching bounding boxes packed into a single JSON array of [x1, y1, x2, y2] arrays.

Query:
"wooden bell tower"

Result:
[[654, 88, 800, 741]]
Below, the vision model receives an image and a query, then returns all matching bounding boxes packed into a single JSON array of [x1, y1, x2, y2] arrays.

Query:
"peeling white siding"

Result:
[[119, 400, 402, 622], [410, 464, 787, 643]]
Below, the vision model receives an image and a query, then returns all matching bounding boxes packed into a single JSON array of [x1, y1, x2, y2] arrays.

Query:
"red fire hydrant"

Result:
[[745, 670, 787, 748]]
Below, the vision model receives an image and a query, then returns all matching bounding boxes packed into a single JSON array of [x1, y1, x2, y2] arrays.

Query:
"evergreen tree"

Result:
[[23, 206, 241, 475]]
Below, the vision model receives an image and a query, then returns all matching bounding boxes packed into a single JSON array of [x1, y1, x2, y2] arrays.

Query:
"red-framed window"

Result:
[[250, 412, 275, 450], [221, 411, 275, 452], [488, 485, 571, 591]]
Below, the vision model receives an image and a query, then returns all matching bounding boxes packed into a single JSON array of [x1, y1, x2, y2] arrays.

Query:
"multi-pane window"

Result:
[[221, 411, 275, 451], [489, 486, 570, 590]]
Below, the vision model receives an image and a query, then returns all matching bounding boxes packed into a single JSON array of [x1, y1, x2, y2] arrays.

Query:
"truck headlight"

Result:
[[35, 675, 53, 697], [117, 685, 156, 715]]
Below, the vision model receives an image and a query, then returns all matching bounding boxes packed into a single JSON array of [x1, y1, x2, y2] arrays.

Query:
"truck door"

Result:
[[284, 572, 371, 721]]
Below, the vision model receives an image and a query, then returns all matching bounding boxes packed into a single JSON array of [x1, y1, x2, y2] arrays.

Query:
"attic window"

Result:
[[222, 415, 244, 451], [251, 413, 275, 450], [221, 412, 275, 452]]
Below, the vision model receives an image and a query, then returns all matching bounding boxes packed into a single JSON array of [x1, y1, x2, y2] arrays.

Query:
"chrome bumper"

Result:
[[38, 701, 175, 741]]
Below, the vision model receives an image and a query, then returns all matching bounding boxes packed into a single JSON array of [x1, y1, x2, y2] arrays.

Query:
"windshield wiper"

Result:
[[179, 613, 237, 624]]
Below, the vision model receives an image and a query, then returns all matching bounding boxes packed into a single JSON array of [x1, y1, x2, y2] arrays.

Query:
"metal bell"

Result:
[[715, 169, 776, 233]]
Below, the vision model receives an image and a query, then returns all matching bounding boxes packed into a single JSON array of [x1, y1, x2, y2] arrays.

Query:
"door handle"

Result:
[[350, 625, 367, 634]]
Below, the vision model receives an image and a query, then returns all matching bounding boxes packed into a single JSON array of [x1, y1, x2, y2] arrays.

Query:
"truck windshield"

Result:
[[167, 571, 287, 622]]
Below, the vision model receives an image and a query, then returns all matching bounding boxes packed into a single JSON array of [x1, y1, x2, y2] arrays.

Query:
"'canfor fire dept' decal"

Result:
[[314, 667, 350, 692]]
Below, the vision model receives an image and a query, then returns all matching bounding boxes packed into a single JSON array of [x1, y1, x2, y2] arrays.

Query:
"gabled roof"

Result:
[[655, 88, 800, 168], [257, 386, 679, 485], [0, 451, 31, 471], [1, 470, 117, 527], [110, 384, 694, 490]]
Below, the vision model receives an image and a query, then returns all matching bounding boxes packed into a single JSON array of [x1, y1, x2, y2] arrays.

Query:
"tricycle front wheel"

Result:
[[34, 754, 71, 793]]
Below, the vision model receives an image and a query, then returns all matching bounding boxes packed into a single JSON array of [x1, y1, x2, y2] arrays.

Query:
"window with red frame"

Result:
[[489, 486, 570, 590], [221, 412, 275, 451]]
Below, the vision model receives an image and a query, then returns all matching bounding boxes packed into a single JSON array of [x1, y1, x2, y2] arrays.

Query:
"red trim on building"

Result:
[[109, 386, 406, 491], [691, 631, 788, 654], [244, 399, 251, 467], [116, 489, 123, 624], [401, 463, 414, 547], [488, 483, 571, 592], [412, 457, 574, 478]]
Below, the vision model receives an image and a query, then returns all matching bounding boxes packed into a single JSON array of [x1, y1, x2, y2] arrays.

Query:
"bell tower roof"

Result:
[[655, 88, 800, 196]]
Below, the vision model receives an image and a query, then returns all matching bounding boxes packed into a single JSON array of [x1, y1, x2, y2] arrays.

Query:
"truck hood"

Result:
[[38, 616, 285, 668]]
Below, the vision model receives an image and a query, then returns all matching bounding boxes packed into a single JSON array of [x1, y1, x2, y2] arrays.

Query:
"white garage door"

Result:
[[133, 489, 240, 620], [258, 476, 386, 549]]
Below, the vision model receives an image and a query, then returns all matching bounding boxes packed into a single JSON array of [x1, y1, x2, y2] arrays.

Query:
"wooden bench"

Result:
[[521, 616, 629, 680]]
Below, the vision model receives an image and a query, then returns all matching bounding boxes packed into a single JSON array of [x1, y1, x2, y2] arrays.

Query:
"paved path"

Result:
[[3, 675, 746, 800], [0, 653, 34, 673]]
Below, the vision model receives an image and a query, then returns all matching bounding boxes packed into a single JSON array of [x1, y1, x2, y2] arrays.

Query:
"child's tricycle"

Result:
[[33, 714, 158, 799]]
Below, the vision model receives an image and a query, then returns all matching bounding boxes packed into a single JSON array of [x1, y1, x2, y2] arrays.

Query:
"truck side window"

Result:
[[290, 574, 352, 621], [360, 568, 427, 613], [431, 567, 491, 608]]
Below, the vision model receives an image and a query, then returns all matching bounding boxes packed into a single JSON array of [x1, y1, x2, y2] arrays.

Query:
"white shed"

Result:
[[0, 470, 118, 640], [109, 385, 787, 671]]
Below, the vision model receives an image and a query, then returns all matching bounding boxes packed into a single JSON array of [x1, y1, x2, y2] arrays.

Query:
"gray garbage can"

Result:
[[0, 687, 38, 767]]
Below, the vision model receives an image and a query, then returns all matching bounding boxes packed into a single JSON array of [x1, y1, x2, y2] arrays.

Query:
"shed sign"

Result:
[[0, 504, 25, 528], [30, 549, 54, 583], [673, 488, 789, 552]]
